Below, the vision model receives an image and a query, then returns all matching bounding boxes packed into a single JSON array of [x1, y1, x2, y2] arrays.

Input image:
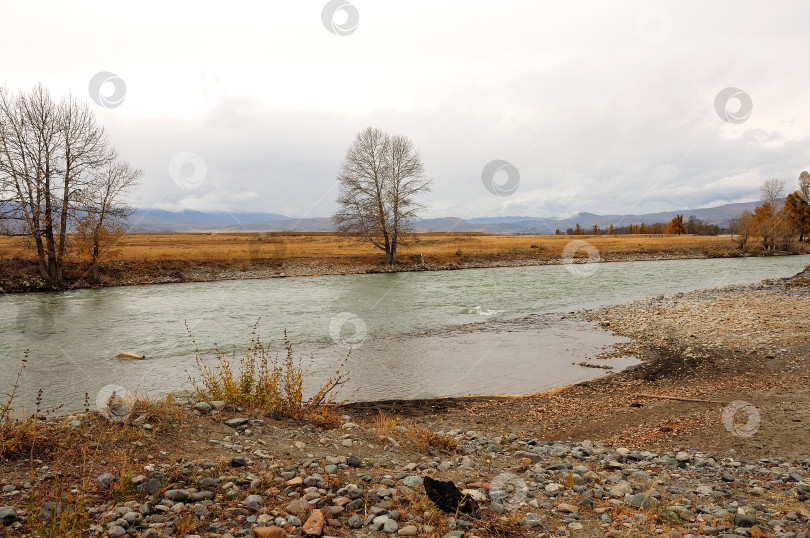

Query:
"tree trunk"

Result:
[[92, 239, 99, 282], [33, 233, 49, 281], [389, 234, 397, 266], [43, 167, 59, 289]]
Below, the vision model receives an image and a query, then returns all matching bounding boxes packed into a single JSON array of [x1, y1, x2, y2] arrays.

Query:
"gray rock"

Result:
[[95, 473, 119, 489], [402, 475, 423, 488], [138, 477, 161, 495], [224, 417, 249, 428], [734, 513, 757, 527], [107, 525, 127, 537], [348, 514, 363, 529], [0, 506, 18, 524], [191, 491, 213, 501], [198, 476, 219, 488], [628, 493, 659, 508], [384, 519, 399, 532], [243, 494, 262, 509], [164, 489, 189, 501], [521, 512, 543, 527], [193, 402, 212, 414]]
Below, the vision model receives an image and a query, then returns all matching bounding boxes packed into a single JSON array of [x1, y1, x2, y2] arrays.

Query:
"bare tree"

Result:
[[755, 178, 789, 250], [798, 170, 810, 201], [760, 178, 785, 207], [332, 127, 432, 265], [0, 84, 123, 288], [75, 159, 140, 281]]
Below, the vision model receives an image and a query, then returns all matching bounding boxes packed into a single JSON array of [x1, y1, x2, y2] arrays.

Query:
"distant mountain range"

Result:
[[127, 201, 760, 234]]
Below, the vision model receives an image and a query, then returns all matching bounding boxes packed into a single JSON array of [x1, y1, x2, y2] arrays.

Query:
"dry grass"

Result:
[[0, 365, 195, 536], [362, 412, 458, 453], [367, 410, 404, 437], [409, 424, 459, 453], [187, 321, 348, 427], [0, 232, 739, 265], [0, 358, 67, 460]]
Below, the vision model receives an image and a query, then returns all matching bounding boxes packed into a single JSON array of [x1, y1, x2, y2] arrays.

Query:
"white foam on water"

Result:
[[460, 305, 504, 316]]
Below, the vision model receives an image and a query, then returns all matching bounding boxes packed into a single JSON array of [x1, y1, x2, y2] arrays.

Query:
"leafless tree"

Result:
[[75, 159, 140, 281], [332, 127, 432, 265], [0, 84, 133, 288], [760, 178, 785, 207], [798, 171, 810, 201]]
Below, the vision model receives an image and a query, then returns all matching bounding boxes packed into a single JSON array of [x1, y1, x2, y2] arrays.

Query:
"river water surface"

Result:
[[1, 255, 808, 413]]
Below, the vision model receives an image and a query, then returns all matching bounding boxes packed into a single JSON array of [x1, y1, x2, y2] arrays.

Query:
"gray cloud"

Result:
[[4, 1, 810, 218]]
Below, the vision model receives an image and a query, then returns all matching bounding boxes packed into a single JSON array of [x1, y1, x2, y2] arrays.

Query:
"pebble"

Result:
[[302, 510, 324, 535], [95, 473, 119, 489], [285, 498, 309, 516], [164, 489, 189, 502], [401, 476, 423, 488], [252, 527, 285, 538], [0, 506, 18, 524], [225, 417, 249, 428]]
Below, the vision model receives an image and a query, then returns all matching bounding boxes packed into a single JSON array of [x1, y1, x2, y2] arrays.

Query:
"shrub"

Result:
[[409, 424, 458, 453], [187, 320, 349, 425]]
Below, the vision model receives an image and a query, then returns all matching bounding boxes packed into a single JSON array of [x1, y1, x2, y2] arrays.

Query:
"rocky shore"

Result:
[[0, 267, 808, 537], [3, 407, 809, 537]]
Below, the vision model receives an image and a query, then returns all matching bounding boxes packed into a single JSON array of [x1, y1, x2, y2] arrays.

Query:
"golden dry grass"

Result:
[[0, 232, 737, 265]]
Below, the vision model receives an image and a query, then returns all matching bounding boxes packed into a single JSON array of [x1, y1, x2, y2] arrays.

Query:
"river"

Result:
[[1, 254, 808, 413]]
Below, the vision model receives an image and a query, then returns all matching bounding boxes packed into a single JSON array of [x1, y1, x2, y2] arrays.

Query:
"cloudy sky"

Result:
[[3, 1, 810, 219]]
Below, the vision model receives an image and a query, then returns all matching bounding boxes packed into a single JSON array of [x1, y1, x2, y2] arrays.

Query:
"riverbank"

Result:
[[1, 267, 808, 536], [1, 231, 808, 293]]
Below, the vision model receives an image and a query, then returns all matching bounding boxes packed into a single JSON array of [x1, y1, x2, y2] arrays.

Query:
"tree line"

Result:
[[0, 84, 140, 288], [556, 215, 721, 236]]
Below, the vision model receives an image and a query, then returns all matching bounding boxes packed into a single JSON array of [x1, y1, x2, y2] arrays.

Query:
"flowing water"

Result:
[[1, 254, 808, 413]]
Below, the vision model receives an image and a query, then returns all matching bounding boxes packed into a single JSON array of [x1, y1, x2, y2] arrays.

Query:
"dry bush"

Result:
[[362, 413, 457, 453], [409, 424, 458, 453], [367, 411, 403, 436], [187, 320, 349, 426]]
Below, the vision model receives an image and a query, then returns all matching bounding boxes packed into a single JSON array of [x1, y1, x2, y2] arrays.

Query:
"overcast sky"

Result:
[[3, 1, 810, 219]]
